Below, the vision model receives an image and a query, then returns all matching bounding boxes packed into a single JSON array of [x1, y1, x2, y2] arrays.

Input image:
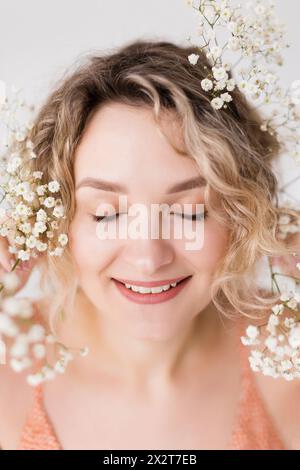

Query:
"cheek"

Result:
[[69, 215, 106, 271], [184, 221, 229, 272], [68, 215, 117, 274]]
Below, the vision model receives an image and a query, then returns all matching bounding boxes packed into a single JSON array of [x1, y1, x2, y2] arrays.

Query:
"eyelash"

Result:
[[92, 210, 208, 223]]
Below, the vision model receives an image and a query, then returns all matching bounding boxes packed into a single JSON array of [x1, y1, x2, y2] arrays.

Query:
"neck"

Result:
[[56, 288, 228, 394]]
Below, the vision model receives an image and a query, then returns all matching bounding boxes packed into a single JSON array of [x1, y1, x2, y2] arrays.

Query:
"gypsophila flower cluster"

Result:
[[185, 0, 300, 166], [241, 290, 300, 380], [184, 0, 300, 380], [0, 81, 69, 261], [0, 271, 89, 386], [0, 82, 90, 385]]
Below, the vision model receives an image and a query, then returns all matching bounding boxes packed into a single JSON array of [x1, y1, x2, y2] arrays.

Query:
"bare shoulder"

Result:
[[0, 298, 45, 450], [0, 362, 34, 450], [254, 371, 300, 450]]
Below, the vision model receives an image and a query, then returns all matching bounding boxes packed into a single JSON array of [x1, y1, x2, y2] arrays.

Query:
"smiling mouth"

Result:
[[111, 275, 193, 305], [112, 275, 192, 290], [111, 275, 193, 303]]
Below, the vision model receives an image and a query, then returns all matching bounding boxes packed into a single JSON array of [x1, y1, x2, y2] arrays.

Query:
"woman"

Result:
[[0, 40, 299, 450]]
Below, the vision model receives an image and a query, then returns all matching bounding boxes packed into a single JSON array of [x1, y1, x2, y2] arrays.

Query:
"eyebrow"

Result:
[[75, 175, 207, 194]]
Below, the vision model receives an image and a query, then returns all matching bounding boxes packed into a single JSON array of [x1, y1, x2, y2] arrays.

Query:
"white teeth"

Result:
[[123, 281, 179, 294]]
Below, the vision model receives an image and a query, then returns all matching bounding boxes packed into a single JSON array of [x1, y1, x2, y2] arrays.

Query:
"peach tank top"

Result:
[[17, 320, 286, 450]]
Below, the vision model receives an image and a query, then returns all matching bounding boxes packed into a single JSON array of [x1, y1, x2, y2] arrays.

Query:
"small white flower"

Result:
[[49, 247, 64, 256], [271, 304, 284, 315], [36, 241, 48, 252], [246, 325, 259, 339], [36, 185, 47, 196], [23, 191, 35, 203], [33, 171, 43, 180], [10, 338, 29, 358], [287, 299, 298, 310], [268, 314, 280, 326], [53, 205, 64, 218], [27, 324, 45, 343], [210, 46, 222, 59], [265, 335, 277, 352], [11, 357, 32, 372], [58, 233, 68, 246], [201, 78, 213, 92], [17, 300, 33, 319], [36, 209, 47, 222], [2, 297, 23, 316], [214, 80, 227, 91], [27, 373, 44, 387], [7, 156, 22, 174], [211, 97, 224, 110], [1, 272, 20, 291], [212, 66, 228, 81], [220, 92, 232, 103], [226, 78, 235, 91], [26, 235, 37, 249], [33, 221, 47, 234], [54, 360, 66, 374], [220, 7, 232, 21], [48, 180, 60, 193], [10, 358, 25, 373], [284, 317, 296, 329], [0, 313, 19, 337], [16, 182, 30, 196], [17, 249, 30, 261], [15, 235, 26, 245], [43, 197, 55, 208], [19, 222, 31, 234], [188, 53, 200, 65], [16, 203, 31, 218]]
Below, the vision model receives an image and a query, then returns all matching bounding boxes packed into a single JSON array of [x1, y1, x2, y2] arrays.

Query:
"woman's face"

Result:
[[69, 102, 229, 341]]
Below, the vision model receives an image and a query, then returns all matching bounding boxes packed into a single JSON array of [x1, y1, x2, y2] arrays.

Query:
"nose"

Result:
[[122, 238, 175, 276]]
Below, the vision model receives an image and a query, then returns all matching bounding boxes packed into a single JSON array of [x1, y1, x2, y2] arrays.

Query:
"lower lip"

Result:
[[112, 276, 192, 305]]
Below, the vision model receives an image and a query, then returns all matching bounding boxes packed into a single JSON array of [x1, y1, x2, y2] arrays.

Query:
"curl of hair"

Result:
[[27, 39, 297, 333]]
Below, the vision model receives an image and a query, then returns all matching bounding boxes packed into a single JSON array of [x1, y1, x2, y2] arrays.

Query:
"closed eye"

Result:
[[92, 213, 122, 222], [92, 210, 208, 223], [176, 210, 208, 221]]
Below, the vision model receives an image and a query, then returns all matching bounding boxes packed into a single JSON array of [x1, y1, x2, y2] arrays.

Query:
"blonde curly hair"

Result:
[[26, 39, 296, 333]]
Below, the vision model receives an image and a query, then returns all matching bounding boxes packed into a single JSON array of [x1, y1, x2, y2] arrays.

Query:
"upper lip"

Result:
[[112, 275, 191, 287]]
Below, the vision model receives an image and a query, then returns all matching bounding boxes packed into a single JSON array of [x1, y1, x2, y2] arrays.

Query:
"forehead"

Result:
[[73, 102, 201, 186]]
